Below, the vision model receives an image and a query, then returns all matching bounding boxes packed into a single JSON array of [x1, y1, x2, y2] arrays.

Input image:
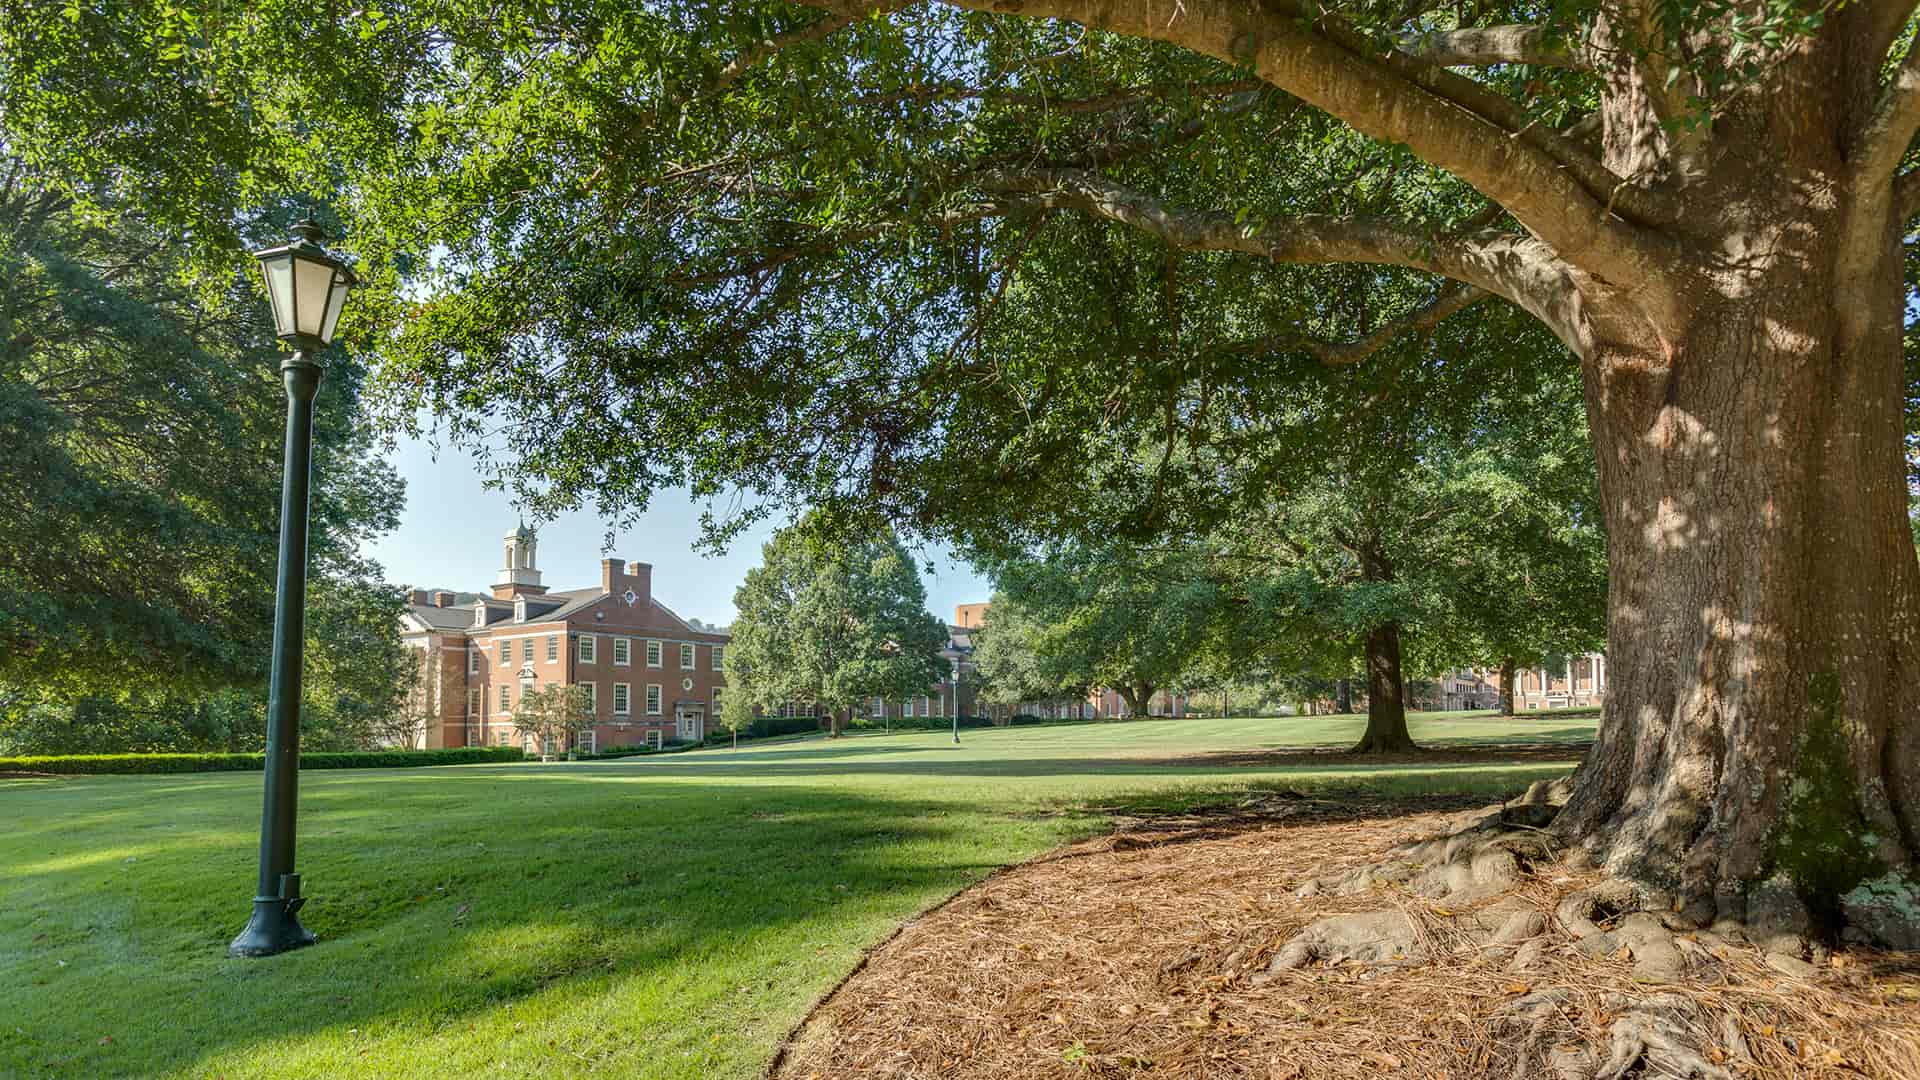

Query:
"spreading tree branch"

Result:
[[1853, 32, 1920, 186], [979, 167, 1570, 317], [806, 0, 1678, 292], [1394, 25, 1578, 68], [1216, 284, 1491, 367]]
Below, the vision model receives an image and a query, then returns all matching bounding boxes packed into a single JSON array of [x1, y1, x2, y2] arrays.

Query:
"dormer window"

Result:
[[514, 596, 527, 622], [472, 600, 487, 629]]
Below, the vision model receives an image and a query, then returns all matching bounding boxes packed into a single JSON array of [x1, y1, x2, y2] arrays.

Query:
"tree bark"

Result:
[[1334, 677, 1353, 715], [1351, 622, 1418, 753], [1551, 132, 1920, 921], [1498, 658, 1516, 716]]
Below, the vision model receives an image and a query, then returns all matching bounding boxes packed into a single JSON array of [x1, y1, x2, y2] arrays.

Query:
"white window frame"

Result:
[[579, 682, 596, 713], [613, 682, 631, 716], [579, 634, 597, 664], [711, 645, 725, 671], [546, 634, 558, 663], [467, 688, 480, 717], [613, 637, 631, 666], [645, 684, 663, 715], [498, 684, 511, 712], [468, 649, 479, 675], [646, 640, 663, 668], [498, 639, 509, 664], [902, 699, 913, 718], [679, 643, 695, 669]]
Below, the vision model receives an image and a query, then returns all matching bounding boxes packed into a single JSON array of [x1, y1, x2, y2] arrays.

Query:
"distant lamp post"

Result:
[[229, 221, 356, 959]]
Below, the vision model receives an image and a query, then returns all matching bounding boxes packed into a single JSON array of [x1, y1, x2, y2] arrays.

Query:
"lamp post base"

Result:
[[228, 896, 316, 958]]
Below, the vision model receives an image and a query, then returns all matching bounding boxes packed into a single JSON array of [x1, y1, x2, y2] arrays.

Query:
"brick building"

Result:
[[1409, 654, 1608, 712], [1512, 653, 1607, 710], [399, 526, 729, 753]]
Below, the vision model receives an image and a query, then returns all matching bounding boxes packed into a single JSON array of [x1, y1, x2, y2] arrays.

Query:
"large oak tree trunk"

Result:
[[1352, 621, 1416, 753], [1552, 162, 1920, 922], [1498, 658, 1516, 716]]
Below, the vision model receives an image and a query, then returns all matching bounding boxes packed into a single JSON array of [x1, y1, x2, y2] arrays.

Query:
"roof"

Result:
[[403, 587, 599, 631]]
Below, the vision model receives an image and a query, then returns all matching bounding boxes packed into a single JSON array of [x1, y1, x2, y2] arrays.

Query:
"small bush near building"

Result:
[[0, 746, 526, 775]]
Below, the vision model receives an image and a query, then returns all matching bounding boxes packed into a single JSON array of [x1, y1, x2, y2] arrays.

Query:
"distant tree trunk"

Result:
[[827, 709, 841, 738], [1115, 682, 1155, 718], [1351, 621, 1416, 753], [1334, 678, 1353, 715], [1498, 658, 1516, 716], [1221, 688, 1228, 718]]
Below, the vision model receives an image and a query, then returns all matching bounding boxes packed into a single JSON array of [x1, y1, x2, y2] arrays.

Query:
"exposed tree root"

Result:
[[773, 791, 1920, 1080]]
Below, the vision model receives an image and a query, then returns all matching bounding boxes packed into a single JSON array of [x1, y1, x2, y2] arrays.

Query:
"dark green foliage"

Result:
[[726, 517, 950, 727], [0, 746, 525, 775], [0, 163, 408, 748]]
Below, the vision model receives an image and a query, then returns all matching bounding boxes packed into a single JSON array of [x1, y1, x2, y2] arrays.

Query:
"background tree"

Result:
[[0, 160, 407, 749], [517, 683, 595, 761], [725, 519, 949, 736], [969, 594, 1088, 719], [12, 0, 1920, 930], [975, 541, 1221, 717]]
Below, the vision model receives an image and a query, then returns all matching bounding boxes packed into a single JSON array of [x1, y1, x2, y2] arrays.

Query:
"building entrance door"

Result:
[[675, 707, 704, 742]]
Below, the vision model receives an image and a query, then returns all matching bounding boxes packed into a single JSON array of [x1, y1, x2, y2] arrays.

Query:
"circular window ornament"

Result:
[[623, 589, 638, 605], [682, 677, 694, 692]]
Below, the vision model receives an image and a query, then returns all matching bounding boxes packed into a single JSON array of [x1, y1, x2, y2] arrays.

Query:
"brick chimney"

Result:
[[627, 561, 652, 607], [408, 589, 430, 606], [432, 590, 456, 607], [601, 557, 626, 595]]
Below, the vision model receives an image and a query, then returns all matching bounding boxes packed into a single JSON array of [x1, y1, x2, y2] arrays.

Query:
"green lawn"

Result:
[[1, 712, 1592, 1079]]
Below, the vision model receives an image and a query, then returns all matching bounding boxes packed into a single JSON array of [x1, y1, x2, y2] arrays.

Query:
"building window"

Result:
[[467, 689, 480, 717], [498, 684, 511, 712], [546, 635, 558, 663], [924, 695, 934, 717], [712, 687, 723, 714], [579, 635, 597, 664], [468, 649, 478, 675], [712, 645, 725, 671], [498, 639, 508, 664], [646, 640, 662, 668], [871, 697, 883, 717], [645, 684, 662, 715], [679, 643, 695, 669], [902, 699, 913, 718], [613, 683, 630, 715], [613, 637, 631, 666], [579, 682, 596, 712]]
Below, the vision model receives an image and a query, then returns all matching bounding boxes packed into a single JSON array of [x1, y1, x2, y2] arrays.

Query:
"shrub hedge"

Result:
[[0, 746, 527, 775]]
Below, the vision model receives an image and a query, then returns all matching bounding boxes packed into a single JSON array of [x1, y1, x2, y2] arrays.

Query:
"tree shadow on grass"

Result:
[[0, 773, 1021, 1077]]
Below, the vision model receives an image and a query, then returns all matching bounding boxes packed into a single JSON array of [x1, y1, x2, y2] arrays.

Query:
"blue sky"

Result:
[[361, 432, 991, 627]]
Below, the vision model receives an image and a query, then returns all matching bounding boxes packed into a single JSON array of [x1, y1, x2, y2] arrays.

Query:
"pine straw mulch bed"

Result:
[[770, 792, 1920, 1080]]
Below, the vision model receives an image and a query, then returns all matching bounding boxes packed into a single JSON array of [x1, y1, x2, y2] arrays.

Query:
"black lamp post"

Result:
[[229, 221, 357, 959]]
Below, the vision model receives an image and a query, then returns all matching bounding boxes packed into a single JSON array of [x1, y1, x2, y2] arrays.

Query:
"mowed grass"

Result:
[[0, 711, 1593, 1079]]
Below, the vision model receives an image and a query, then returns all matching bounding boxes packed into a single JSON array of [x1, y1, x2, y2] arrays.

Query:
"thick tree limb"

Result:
[[1210, 285, 1489, 367], [980, 167, 1570, 316], [1853, 37, 1920, 185], [806, 0, 1677, 295], [1394, 25, 1577, 68]]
